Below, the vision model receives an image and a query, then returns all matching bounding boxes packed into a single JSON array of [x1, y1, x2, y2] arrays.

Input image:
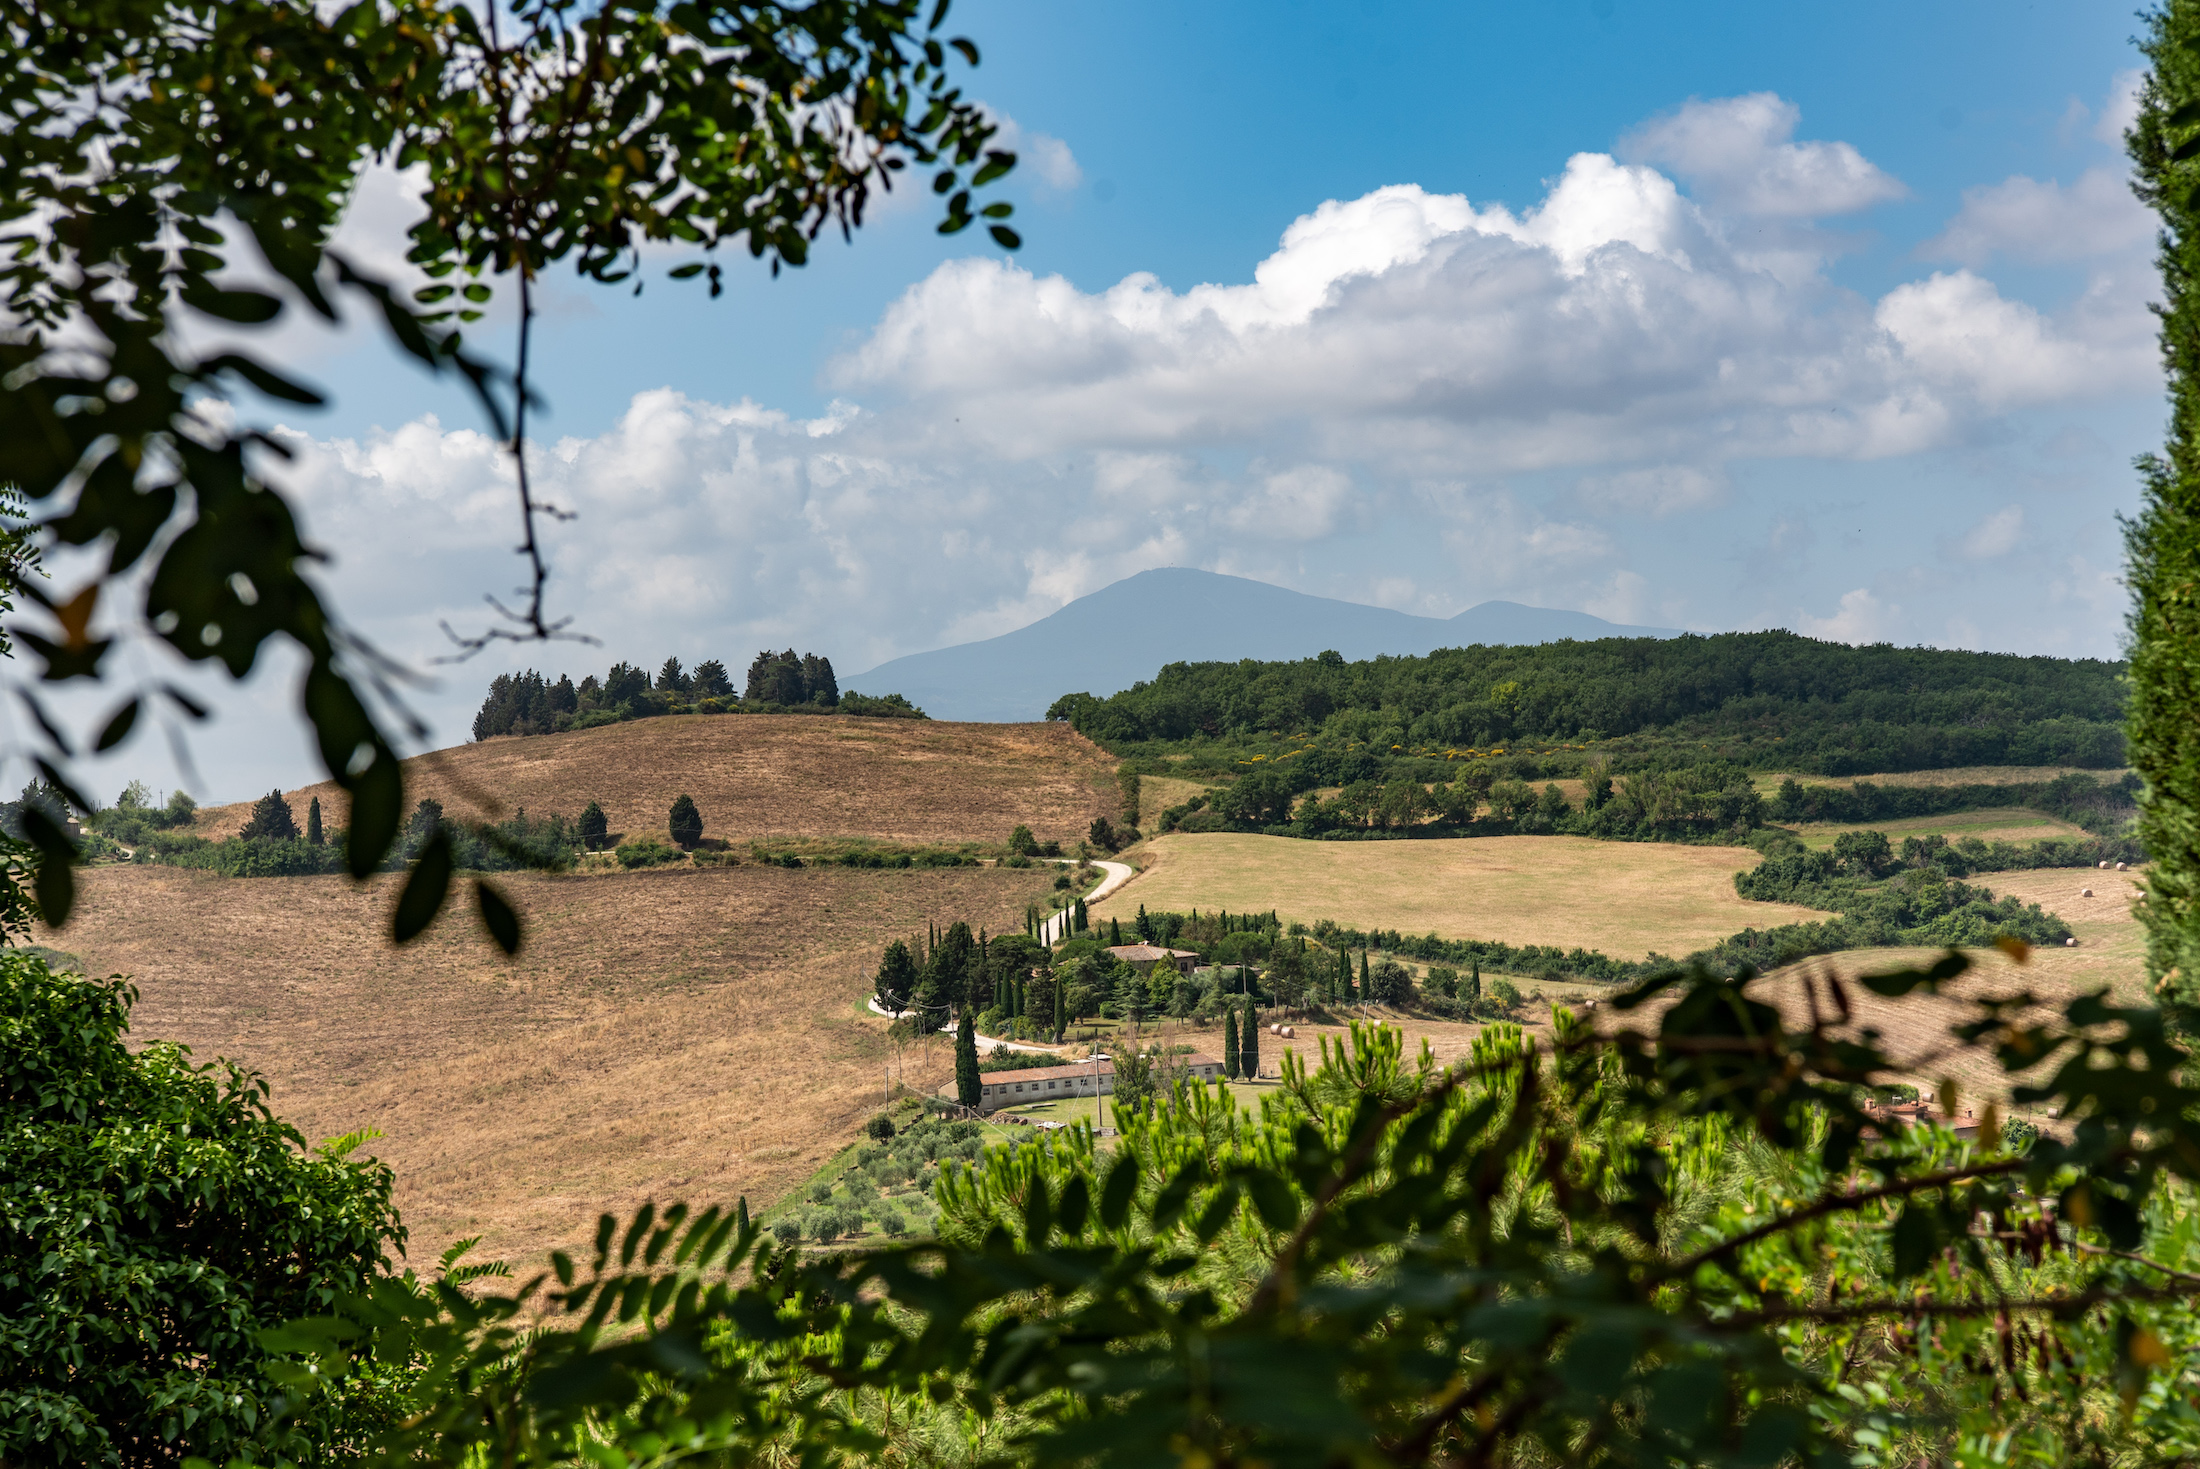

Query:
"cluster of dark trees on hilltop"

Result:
[[473, 650, 923, 740], [1048, 630, 2125, 775]]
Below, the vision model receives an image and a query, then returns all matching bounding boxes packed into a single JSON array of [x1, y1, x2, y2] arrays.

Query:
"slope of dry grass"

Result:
[[194, 716, 1118, 851], [45, 860, 1056, 1268], [1095, 832, 1833, 959], [1790, 807, 2090, 849]]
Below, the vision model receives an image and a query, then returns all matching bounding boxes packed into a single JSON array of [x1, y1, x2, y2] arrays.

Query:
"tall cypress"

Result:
[[1359, 950, 1371, 1003], [954, 1006, 980, 1110], [2130, 8, 2200, 998], [1053, 970, 1066, 1040], [1223, 1005, 1241, 1081], [305, 796, 323, 847], [1240, 996, 1260, 1080]]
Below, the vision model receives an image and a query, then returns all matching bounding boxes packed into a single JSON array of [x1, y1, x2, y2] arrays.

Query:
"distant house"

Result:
[[974, 1053, 1223, 1114], [1105, 944, 1201, 975]]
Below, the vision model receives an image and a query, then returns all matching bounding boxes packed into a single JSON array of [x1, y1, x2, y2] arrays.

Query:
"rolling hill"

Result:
[[194, 713, 1119, 849], [847, 568, 1678, 722]]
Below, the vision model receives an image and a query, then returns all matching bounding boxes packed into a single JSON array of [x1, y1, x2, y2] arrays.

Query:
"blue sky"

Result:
[[87, 0, 2167, 801]]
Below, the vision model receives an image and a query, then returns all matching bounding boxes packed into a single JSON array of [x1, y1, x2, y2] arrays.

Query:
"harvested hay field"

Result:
[[42, 860, 1058, 1268], [1790, 807, 2090, 849], [193, 716, 1117, 850], [1751, 766, 2129, 793], [1129, 867, 2142, 1130], [1094, 833, 1833, 960]]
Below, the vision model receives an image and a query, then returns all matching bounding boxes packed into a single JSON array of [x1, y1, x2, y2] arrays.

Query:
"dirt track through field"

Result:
[[43, 861, 1057, 1270]]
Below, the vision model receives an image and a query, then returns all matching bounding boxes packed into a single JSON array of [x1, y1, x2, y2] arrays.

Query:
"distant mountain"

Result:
[[847, 568, 1679, 723]]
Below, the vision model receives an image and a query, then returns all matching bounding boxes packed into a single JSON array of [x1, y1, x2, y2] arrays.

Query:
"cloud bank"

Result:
[[247, 90, 2154, 752]]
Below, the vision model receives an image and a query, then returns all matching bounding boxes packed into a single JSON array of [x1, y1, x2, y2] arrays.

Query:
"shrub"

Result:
[[237, 788, 299, 842], [808, 1211, 839, 1243], [879, 1206, 908, 1237], [1368, 959, 1414, 1006], [668, 794, 703, 848], [1053, 873, 1072, 890], [770, 1218, 801, 1246], [0, 953, 405, 1463], [1427, 965, 1459, 998], [579, 800, 608, 850], [1007, 824, 1038, 855], [615, 837, 680, 868], [864, 1113, 896, 1141], [807, 1178, 834, 1205], [1488, 977, 1523, 1012], [1088, 816, 1118, 851]]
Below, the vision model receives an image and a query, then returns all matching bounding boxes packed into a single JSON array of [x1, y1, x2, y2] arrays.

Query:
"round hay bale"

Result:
[[2118, 861, 2130, 871], [2065, 937, 2080, 947], [1280, 1025, 1296, 1039], [2099, 860, 2112, 870], [2081, 887, 2094, 898], [1268, 1023, 1281, 1035]]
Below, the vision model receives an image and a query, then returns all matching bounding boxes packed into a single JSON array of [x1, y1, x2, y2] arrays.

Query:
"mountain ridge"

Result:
[[849, 568, 1679, 722]]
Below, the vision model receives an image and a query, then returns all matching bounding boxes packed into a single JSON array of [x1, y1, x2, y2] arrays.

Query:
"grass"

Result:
[[191, 715, 1118, 853], [1095, 833, 1832, 959], [1749, 766, 2130, 794], [48, 859, 1061, 1269], [1788, 808, 2090, 849], [1141, 775, 1221, 818]]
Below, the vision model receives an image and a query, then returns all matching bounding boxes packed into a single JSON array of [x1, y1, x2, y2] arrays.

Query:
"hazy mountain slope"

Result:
[[849, 568, 1677, 722]]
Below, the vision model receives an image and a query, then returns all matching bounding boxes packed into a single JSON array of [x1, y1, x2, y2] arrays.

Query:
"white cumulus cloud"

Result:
[[1923, 166, 2152, 265], [1619, 92, 1906, 218], [1798, 588, 1901, 645]]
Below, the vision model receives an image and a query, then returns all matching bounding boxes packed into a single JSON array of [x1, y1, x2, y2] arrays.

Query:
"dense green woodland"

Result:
[[472, 651, 924, 740], [1050, 631, 2126, 775]]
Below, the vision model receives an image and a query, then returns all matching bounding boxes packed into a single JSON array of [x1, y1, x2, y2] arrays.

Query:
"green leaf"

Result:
[[972, 151, 1016, 187], [20, 807, 75, 927], [181, 286, 283, 324], [475, 878, 521, 954], [391, 830, 454, 943], [1889, 1198, 1943, 1280], [1099, 1155, 1139, 1230], [94, 698, 139, 753], [669, 262, 706, 279], [988, 225, 1021, 250], [201, 353, 326, 406]]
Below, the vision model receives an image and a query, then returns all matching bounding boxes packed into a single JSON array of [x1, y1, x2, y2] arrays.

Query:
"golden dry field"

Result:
[[1139, 775, 1221, 816], [193, 716, 1118, 851], [1093, 833, 1834, 958], [1102, 866, 2144, 1127], [1750, 765, 2128, 793], [45, 860, 1057, 1268], [1790, 807, 2091, 849]]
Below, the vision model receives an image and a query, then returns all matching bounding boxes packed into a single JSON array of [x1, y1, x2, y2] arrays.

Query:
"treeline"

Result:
[[1158, 759, 1770, 846], [123, 794, 580, 877], [1769, 771, 2140, 837], [472, 650, 924, 741], [1050, 630, 2126, 776]]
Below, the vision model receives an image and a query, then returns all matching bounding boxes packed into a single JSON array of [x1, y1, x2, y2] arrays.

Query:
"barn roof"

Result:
[[1106, 944, 1201, 963]]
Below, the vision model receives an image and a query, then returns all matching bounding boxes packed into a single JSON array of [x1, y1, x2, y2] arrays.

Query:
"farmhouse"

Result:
[[1105, 943, 1202, 975], [974, 1053, 1223, 1114]]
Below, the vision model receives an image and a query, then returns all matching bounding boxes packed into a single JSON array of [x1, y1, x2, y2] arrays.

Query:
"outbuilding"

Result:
[[973, 1053, 1224, 1114]]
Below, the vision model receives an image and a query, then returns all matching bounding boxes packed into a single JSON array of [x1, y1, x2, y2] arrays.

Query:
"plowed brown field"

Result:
[[194, 715, 1118, 851], [45, 860, 1056, 1268]]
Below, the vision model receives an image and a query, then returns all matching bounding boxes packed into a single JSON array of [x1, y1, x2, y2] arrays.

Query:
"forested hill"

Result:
[[1047, 631, 2126, 774]]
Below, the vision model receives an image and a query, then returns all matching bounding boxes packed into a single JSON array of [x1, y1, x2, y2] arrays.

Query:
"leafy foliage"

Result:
[[237, 790, 301, 842], [668, 794, 704, 849], [0, 952, 407, 1464], [2129, 2, 2200, 1003], [0, 0, 1016, 946], [265, 947, 2200, 1467], [1061, 632, 2126, 777]]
